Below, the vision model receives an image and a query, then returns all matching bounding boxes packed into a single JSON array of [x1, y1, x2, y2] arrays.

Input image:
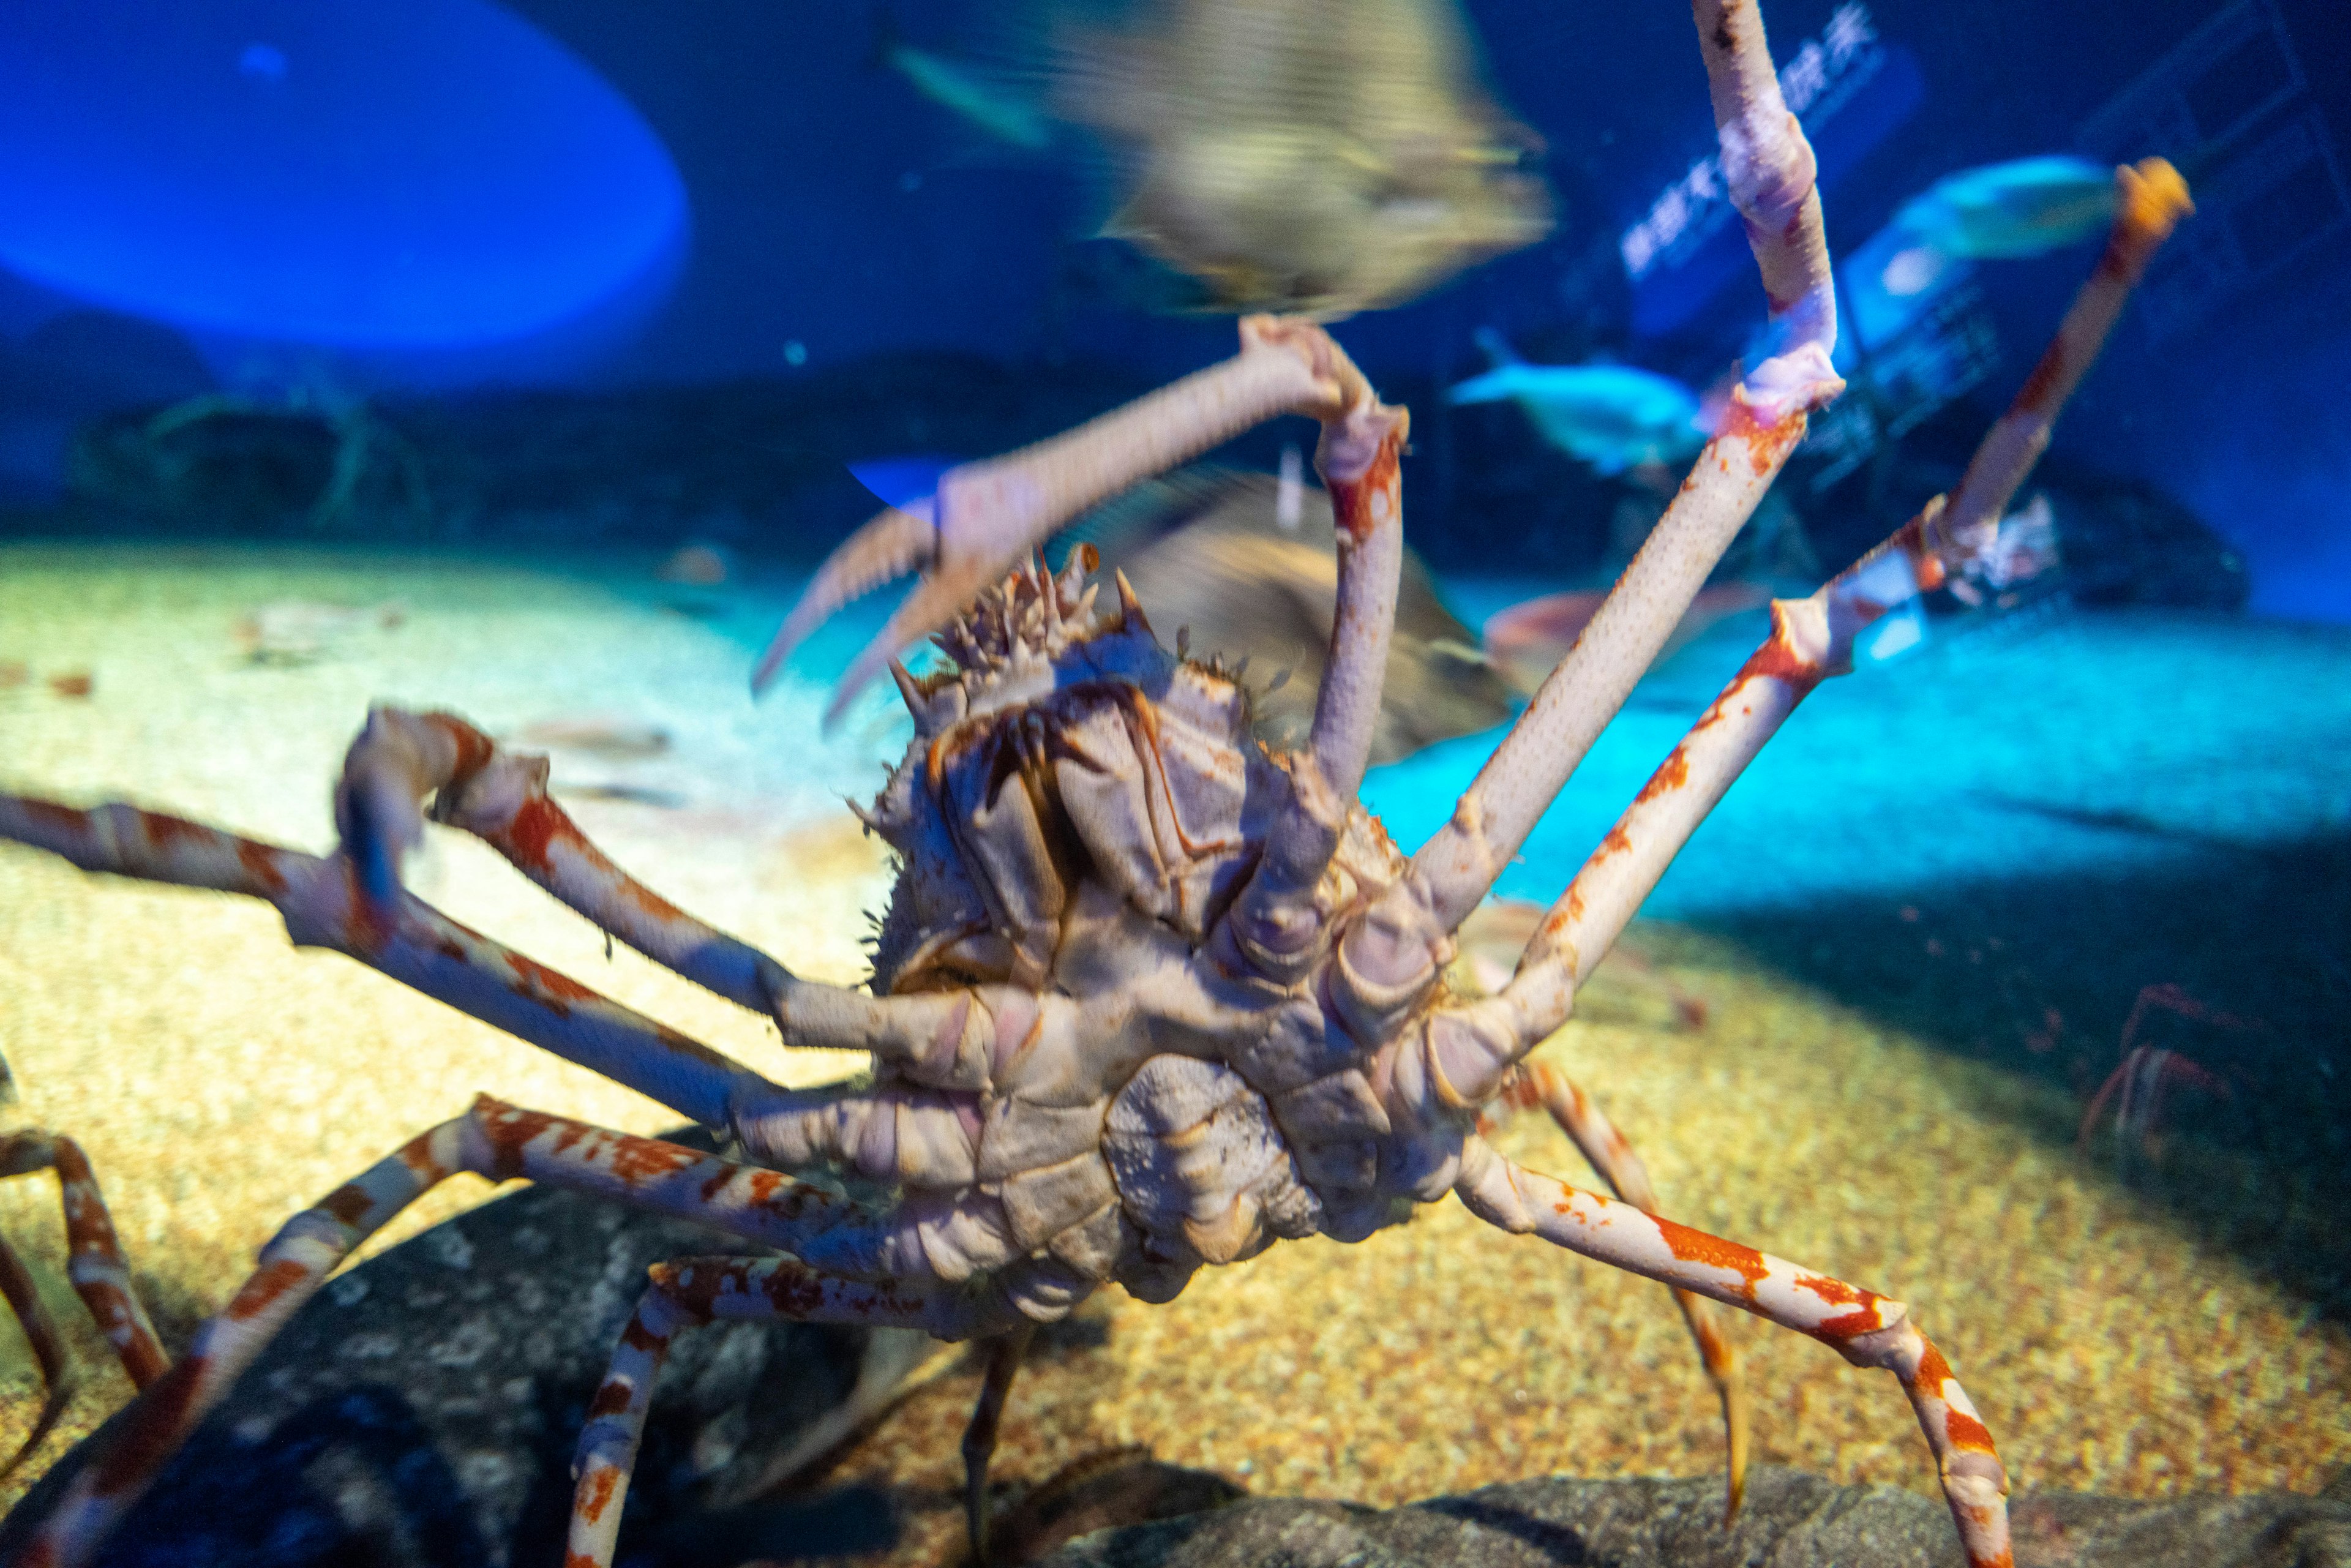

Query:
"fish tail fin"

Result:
[[1473, 326, 1523, 367]]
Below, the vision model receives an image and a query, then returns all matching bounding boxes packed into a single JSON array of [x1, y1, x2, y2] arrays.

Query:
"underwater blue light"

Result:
[[850, 455, 962, 512], [0, 1, 688, 351]]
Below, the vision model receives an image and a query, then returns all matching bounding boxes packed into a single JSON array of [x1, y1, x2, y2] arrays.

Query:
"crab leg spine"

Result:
[[1455, 1138, 2012, 1568]]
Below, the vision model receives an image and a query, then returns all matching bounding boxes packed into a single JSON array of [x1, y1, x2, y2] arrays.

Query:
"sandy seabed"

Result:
[[0, 545, 2344, 1553]]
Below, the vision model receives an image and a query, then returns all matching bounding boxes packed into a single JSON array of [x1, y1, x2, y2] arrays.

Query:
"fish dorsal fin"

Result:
[[1059, 465, 1272, 562]]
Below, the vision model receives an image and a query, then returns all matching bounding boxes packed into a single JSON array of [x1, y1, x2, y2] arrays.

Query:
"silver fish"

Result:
[[1447, 328, 1706, 476], [1891, 155, 2117, 260]]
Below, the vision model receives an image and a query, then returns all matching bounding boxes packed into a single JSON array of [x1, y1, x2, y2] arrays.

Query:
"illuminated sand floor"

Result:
[[0, 545, 2345, 1544]]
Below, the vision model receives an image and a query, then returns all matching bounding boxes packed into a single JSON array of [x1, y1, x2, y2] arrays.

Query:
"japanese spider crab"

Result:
[[0, 4, 2189, 1562]]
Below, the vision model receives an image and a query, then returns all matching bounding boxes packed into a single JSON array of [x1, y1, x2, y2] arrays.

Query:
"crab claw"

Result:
[[749, 497, 937, 701], [751, 316, 1375, 726]]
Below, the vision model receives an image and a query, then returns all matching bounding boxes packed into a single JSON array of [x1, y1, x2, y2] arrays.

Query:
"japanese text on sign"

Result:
[[1621, 3, 1883, 279]]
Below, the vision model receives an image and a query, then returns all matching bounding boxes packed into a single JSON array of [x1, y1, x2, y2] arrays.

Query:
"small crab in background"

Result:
[[2077, 983, 2252, 1167]]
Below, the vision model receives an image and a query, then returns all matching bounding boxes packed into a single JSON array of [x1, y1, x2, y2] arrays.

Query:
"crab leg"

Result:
[[1493, 160, 2195, 1044], [1228, 397, 1411, 976], [1933, 160, 2192, 557], [8, 1097, 904, 1568], [1455, 1136, 2012, 1568], [569, 1258, 1017, 1568], [755, 317, 1376, 720], [1498, 1065, 1749, 1520], [0, 1236, 72, 1481], [0, 1130, 169, 1477], [1400, 0, 1845, 937], [961, 1324, 1038, 1562], [0, 797, 781, 1129], [337, 707, 787, 1014]]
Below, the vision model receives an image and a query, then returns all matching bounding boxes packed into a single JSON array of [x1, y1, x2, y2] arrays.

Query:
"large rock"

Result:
[[1032, 1467, 2351, 1568], [0, 1128, 920, 1567]]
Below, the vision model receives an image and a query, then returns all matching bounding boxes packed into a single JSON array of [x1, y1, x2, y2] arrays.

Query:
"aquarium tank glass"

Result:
[[0, 1, 2345, 1564]]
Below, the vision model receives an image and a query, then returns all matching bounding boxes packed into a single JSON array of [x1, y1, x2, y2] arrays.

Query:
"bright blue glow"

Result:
[[0, 1, 687, 350], [849, 454, 961, 512], [1855, 599, 1926, 665]]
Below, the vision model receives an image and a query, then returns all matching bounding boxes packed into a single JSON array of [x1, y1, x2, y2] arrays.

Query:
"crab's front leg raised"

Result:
[[754, 317, 1380, 719], [1456, 1138, 2012, 1568], [1223, 395, 1411, 981], [1398, 0, 1845, 938], [1497, 156, 2194, 1047]]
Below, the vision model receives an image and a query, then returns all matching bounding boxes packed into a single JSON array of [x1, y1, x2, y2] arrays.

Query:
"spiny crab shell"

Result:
[[737, 544, 1471, 1324]]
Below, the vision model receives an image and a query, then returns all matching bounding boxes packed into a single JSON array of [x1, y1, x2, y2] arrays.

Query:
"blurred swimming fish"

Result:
[[872, 12, 1055, 152], [1482, 581, 1771, 694], [1056, 0, 1551, 317], [233, 599, 404, 665], [510, 715, 672, 760], [1891, 156, 2117, 260], [1446, 329, 1706, 476], [1070, 467, 1514, 763]]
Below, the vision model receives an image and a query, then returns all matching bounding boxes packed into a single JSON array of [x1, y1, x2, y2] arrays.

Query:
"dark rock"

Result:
[[994, 1452, 1247, 1566], [1031, 1467, 2351, 1568], [22, 353, 1157, 555], [2039, 476, 2252, 611], [0, 1128, 917, 1568]]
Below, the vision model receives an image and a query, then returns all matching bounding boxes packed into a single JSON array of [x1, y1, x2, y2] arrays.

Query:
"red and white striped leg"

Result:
[[569, 1256, 1014, 1568], [1457, 1136, 2012, 1568], [0, 1130, 168, 1479], [1497, 1063, 1749, 1519], [334, 708, 786, 1014], [0, 795, 788, 1130], [15, 1119, 466, 1568], [0, 1232, 72, 1479], [9, 1098, 891, 1568]]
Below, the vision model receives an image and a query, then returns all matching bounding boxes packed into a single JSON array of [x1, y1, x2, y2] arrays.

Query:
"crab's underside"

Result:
[[0, 6, 2194, 1565]]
